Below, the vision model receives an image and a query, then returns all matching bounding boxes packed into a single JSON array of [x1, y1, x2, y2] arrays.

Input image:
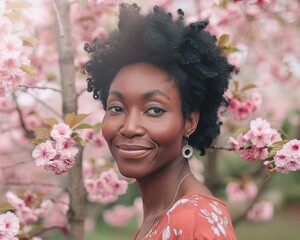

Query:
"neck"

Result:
[[136, 159, 191, 219]]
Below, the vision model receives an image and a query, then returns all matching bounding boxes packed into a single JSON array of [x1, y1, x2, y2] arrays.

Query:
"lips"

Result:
[[115, 143, 153, 159]]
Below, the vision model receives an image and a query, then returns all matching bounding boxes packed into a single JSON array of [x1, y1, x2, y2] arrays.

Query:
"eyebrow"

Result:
[[142, 89, 171, 100], [108, 89, 171, 100], [108, 90, 124, 99]]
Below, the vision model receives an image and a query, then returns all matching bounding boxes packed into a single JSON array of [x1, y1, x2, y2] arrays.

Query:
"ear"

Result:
[[184, 111, 200, 136]]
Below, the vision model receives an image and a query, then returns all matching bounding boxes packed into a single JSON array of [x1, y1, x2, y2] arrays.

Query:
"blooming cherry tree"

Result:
[[0, 0, 300, 239]]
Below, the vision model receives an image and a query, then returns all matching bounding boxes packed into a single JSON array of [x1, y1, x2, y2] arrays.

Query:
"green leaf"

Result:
[[70, 113, 90, 128], [233, 80, 239, 92], [218, 34, 229, 48], [236, 127, 250, 135], [240, 83, 257, 92], [43, 117, 59, 127], [7, 2, 32, 9], [21, 65, 37, 79], [20, 36, 39, 47], [77, 0, 87, 8], [0, 203, 15, 212], [65, 112, 76, 126], [222, 45, 239, 54], [32, 127, 50, 135], [266, 169, 276, 181], [93, 123, 102, 131], [73, 123, 94, 131], [5, 12, 21, 22], [268, 140, 289, 158]]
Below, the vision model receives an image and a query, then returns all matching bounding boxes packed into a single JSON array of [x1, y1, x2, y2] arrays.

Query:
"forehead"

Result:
[[110, 62, 178, 93]]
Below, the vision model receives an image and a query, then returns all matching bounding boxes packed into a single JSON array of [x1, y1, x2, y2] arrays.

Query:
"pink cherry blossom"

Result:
[[35, 200, 54, 218], [0, 211, 20, 240], [248, 0, 273, 6], [103, 205, 134, 227], [6, 191, 26, 209], [240, 147, 269, 162], [44, 158, 66, 175], [228, 97, 256, 120], [247, 201, 274, 222], [0, 34, 23, 54], [6, 191, 38, 224], [6, 191, 55, 225], [84, 169, 128, 204], [50, 123, 73, 141], [274, 139, 300, 174], [226, 181, 258, 204], [32, 140, 57, 167], [247, 118, 274, 148], [19, 206, 39, 224], [229, 118, 282, 162], [56, 138, 79, 159], [228, 133, 248, 152], [250, 92, 262, 111], [0, 96, 15, 110]]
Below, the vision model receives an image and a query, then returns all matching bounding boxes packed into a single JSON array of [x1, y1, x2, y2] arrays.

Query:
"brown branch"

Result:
[[0, 180, 63, 188], [0, 160, 33, 170], [15, 99, 35, 139], [19, 90, 62, 118], [208, 145, 236, 151], [18, 84, 62, 93]]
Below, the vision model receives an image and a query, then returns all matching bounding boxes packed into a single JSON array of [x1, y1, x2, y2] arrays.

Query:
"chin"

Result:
[[116, 163, 150, 180]]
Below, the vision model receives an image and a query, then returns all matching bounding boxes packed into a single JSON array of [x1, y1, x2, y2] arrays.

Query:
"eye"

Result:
[[108, 105, 123, 113], [146, 107, 166, 117]]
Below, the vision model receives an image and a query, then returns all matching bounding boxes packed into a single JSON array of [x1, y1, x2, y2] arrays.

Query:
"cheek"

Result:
[[101, 114, 114, 143], [150, 120, 184, 147]]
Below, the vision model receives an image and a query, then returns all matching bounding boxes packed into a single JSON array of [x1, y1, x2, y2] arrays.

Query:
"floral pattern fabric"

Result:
[[135, 193, 237, 240]]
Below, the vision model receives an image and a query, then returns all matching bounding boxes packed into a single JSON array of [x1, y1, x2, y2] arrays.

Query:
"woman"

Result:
[[84, 3, 237, 240]]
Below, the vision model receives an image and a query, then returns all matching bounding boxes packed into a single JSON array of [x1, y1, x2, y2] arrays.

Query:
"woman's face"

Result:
[[102, 62, 196, 179]]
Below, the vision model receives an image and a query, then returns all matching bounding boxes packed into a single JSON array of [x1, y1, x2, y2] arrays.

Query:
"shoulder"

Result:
[[166, 193, 237, 240]]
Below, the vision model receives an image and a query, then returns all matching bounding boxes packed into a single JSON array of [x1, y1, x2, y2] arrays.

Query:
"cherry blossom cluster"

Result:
[[270, 139, 300, 174], [84, 129, 106, 148], [0, 211, 19, 240], [0, 1, 35, 96], [6, 191, 54, 225], [228, 118, 282, 161], [228, 92, 262, 121], [32, 123, 79, 175], [225, 181, 258, 204], [103, 205, 135, 227], [247, 201, 274, 222], [84, 169, 128, 204]]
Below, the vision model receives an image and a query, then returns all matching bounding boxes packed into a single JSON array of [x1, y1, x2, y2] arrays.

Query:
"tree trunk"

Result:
[[54, 0, 85, 239]]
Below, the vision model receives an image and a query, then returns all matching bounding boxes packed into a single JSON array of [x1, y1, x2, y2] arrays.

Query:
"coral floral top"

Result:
[[134, 193, 237, 240]]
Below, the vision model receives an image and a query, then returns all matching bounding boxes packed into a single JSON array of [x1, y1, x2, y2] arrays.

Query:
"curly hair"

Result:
[[83, 3, 234, 155]]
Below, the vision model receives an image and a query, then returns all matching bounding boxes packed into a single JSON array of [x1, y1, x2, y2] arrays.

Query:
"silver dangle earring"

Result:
[[182, 135, 193, 159]]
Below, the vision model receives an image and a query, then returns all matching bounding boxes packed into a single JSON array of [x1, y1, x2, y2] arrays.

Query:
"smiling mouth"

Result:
[[116, 144, 153, 159]]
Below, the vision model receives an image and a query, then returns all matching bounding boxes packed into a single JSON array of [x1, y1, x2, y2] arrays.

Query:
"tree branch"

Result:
[[53, 1, 85, 239], [15, 98, 35, 139], [18, 84, 62, 93]]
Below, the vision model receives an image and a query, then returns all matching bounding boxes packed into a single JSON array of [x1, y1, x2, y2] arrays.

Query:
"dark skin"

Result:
[[102, 62, 212, 239]]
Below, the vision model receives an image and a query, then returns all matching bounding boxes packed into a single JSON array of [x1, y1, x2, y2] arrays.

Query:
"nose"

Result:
[[120, 110, 145, 138]]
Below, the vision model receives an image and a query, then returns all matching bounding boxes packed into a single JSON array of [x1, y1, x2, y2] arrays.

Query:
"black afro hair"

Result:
[[83, 3, 235, 155]]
